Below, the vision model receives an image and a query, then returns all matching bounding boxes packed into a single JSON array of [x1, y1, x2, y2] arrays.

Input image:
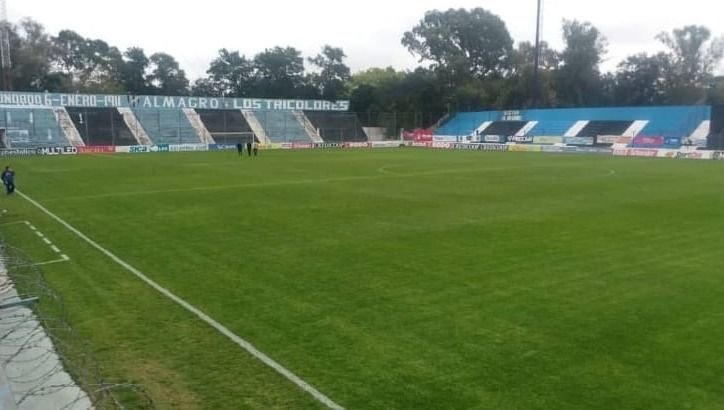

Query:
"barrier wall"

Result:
[[2, 142, 723, 163]]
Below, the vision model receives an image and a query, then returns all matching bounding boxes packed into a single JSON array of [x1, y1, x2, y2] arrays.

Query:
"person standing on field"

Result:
[[2, 166, 15, 195], [236, 143, 244, 158], [246, 141, 253, 157], [253, 141, 259, 157]]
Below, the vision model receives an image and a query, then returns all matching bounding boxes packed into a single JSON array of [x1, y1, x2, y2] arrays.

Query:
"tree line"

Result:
[[3, 8, 724, 127]]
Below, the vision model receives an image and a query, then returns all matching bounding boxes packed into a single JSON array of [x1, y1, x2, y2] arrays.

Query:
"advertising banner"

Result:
[[450, 143, 508, 152], [633, 136, 664, 148], [169, 144, 208, 152], [507, 136, 534, 143], [208, 144, 237, 151], [597, 135, 632, 145], [370, 141, 400, 148], [564, 137, 594, 146], [0, 148, 38, 157], [676, 150, 712, 160], [291, 142, 313, 149], [713, 151, 724, 160], [432, 142, 452, 149], [37, 146, 77, 155], [433, 135, 460, 142], [509, 144, 542, 152], [128, 145, 151, 153], [77, 146, 115, 154], [403, 128, 433, 142], [613, 148, 658, 158], [345, 142, 372, 148], [533, 136, 564, 145], [664, 137, 682, 148], [314, 143, 344, 149], [484, 135, 504, 143]]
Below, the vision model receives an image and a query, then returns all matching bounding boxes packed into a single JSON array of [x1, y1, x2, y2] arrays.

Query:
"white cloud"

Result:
[[7, 0, 724, 79]]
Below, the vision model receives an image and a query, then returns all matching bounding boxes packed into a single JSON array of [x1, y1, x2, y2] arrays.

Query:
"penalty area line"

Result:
[[16, 190, 345, 410]]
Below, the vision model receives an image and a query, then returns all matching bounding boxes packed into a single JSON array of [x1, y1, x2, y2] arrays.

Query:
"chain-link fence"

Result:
[[0, 240, 154, 409]]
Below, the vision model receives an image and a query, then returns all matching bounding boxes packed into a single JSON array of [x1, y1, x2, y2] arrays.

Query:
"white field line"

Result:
[[0, 221, 29, 227], [21, 256, 71, 268], [16, 190, 345, 410]]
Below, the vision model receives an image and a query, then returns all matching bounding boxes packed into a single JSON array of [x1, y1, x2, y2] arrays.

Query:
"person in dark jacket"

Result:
[[236, 143, 244, 158], [2, 166, 15, 195]]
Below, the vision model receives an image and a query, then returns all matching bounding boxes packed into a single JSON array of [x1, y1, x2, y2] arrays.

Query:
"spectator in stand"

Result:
[[2, 166, 15, 195]]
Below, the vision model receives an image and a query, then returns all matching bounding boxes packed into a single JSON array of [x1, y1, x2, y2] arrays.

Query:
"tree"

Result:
[[51, 30, 124, 92], [657, 25, 724, 103], [120, 47, 149, 94], [613, 53, 668, 105], [4, 19, 55, 91], [402, 8, 514, 83], [503, 41, 560, 108], [253, 46, 305, 98], [308, 45, 351, 100], [555, 20, 607, 106], [203, 48, 256, 97], [147, 52, 189, 95]]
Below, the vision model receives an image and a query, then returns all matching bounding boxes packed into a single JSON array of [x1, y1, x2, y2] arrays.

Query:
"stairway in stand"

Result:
[[53, 108, 85, 146], [118, 107, 153, 145], [241, 110, 271, 145], [183, 108, 215, 144], [292, 111, 323, 143]]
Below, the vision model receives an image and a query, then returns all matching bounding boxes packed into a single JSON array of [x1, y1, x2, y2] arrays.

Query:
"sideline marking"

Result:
[[1, 220, 72, 267], [17, 190, 345, 410]]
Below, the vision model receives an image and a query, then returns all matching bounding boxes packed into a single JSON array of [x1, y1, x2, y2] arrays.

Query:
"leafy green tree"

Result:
[[402, 8, 514, 83], [308, 45, 351, 100], [555, 20, 607, 106], [147, 52, 189, 95], [613, 53, 668, 105], [253, 46, 305, 98], [119, 47, 150, 94], [657, 25, 724, 103], [204, 48, 256, 97]]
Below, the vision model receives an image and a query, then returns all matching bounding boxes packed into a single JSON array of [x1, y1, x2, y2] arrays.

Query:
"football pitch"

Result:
[[2, 148, 724, 409]]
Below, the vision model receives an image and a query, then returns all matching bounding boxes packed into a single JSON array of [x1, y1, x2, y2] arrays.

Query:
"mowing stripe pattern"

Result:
[[17, 190, 345, 410]]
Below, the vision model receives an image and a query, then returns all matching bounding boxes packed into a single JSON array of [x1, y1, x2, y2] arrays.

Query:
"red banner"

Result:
[[291, 142, 313, 149], [77, 145, 116, 154], [403, 128, 433, 142]]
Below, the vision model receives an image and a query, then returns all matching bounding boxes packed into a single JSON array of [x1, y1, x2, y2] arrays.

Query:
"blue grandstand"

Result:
[[0, 108, 68, 147], [435, 106, 711, 146], [132, 108, 201, 145]]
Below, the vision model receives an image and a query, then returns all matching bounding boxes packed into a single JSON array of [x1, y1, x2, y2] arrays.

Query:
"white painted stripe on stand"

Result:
[[16, 190, 345, 410]]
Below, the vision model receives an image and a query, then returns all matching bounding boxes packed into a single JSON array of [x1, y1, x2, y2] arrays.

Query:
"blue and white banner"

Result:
[[0, 91, 350, 112]]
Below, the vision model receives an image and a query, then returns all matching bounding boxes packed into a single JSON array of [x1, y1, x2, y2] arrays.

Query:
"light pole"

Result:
[[532, 0, 542, 108]]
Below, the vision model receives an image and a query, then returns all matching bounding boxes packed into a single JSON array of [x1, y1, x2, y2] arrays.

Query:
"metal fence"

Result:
[[0, 240, 154, 409]]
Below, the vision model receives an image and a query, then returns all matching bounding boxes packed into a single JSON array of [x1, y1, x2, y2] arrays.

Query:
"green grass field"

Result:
[[2, 148, 724, 409]]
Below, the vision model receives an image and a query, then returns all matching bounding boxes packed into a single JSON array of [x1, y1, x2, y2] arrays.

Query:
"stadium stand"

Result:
[[196, 109, 257, 144], [436, 106, 711, 146], [576, 121, 633, 137], [0, 108, 68, 147], [131, 108, 201, 145], [303, 111, 367, 142], [65, 107, 137, 146], [253, 110, 311, 142], [480, 121, 527, 136]]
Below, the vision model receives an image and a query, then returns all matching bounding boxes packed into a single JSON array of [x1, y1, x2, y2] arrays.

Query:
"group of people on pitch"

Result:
[[1, 166, 15, 195], [237, 141, 259, 158]]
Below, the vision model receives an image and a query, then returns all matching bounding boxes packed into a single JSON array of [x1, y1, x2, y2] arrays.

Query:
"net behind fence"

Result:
[[0, 241, 154, 410]]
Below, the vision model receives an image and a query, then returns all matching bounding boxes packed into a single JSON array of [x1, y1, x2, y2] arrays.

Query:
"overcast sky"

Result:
[[8, 0, 724, 80]]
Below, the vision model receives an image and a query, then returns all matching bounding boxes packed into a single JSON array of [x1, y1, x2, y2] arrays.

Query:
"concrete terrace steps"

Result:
[[183, 108, 215, 144]]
